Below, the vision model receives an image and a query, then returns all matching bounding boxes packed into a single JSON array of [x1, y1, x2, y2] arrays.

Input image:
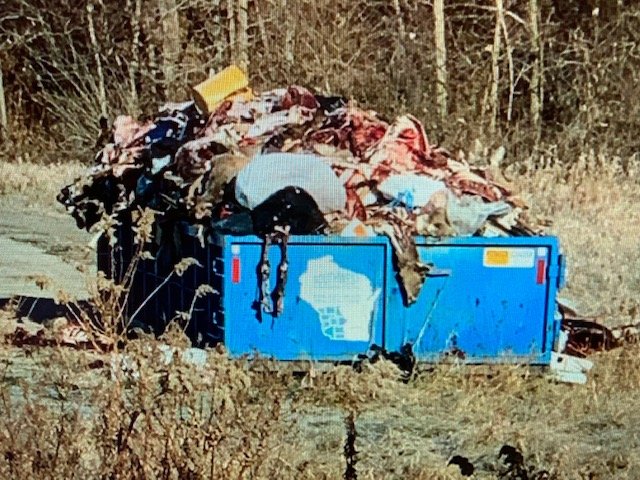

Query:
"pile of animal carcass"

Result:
[[58, 65, 542, 305]]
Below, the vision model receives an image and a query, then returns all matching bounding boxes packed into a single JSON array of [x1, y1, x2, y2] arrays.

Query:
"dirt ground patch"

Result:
[[0, 194, 94, 300], [0, 161, 95, 300]]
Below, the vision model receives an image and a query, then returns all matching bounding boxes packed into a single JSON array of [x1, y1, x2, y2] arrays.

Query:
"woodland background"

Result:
[[0, 0, 638, 165]]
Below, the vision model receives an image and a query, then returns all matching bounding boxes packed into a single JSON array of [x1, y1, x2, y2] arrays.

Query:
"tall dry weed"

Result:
[[0, 334, 302, 479]]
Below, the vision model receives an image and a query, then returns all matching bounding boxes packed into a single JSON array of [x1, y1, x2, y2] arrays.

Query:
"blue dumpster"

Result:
[[215, 235, 563, 364], [102, 226, 565, 365]]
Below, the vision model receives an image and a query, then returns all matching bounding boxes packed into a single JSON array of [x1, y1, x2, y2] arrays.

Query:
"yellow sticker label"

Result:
[[485, 249, 510, 266], [483, 248, 535, 268]]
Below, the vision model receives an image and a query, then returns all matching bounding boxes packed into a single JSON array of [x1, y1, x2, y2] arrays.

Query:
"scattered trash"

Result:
[[235, 153, 346, 213], [340, 219, 375, 237], [250, 187, 326, 236], [447, 455, 475, 477], [377, 174, 445, 208], [497, 444, 550, 480], [158, 344, 208, 367], [556, 298, 640, 357], [561, 316, 640, 357], [498, 445, 523, 467], [549, 351, 593, 385], [446, 193, 512, 236], [446, 444, 553, 478], [362, 344, 416, 380], [110, 344, 209, 381], [562, 318, 616, 355], [3, 321, 113, 350]]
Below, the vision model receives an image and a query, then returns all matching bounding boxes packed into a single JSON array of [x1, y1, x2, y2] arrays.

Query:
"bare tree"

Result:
[[283, 0, 294, 67], [489, 0, 503, 137], [254, 1, 270, 62], [127, 0, 142, 114], [142, 6, 160, 99], [0, 66, 7, 136], [237, 0, 249, 73], [227, 0, 236, 64], [87, 0, 108, 118], [160, 0, 181, 97], [391, 0, 406, 69], [499, 1, 513, 123], [528, 0, 542, 144], [434, 0, 448, 121]]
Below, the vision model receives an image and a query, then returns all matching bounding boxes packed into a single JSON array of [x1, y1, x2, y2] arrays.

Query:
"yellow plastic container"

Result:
[[191, 65, 250, 113], [227, 87, 254, 103]]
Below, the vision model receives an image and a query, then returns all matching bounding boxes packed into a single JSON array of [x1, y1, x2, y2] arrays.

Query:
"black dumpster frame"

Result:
[[97, 213, 224, 347]]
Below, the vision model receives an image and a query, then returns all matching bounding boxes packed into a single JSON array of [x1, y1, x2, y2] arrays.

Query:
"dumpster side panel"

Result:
[[385, 237, 561, 364], [221, 236, 388, 361], [98, 220, 224, 346]]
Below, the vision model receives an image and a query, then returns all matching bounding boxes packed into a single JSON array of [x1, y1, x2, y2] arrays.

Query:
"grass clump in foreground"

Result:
[[2, 338, 640, 479], [0, 333, 300, 479]]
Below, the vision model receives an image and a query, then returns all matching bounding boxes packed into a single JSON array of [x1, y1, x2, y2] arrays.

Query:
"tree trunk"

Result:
[[390, 0, 406, 68], [227, 0, 236, 65], [127, 0, 142, 115], [254, 1, 270, 61], [499, 1, 514, 123], [434, 0, 448, 121], [87, 0, 108, 119], [142, 7, 160, 99], [489, 0, 503, 137], [237, 0, 249, 73], [0, 66, 7, 137], [160, 0, 181, 98], [528, 0, 542, 144], [283, 0, 294, 67]]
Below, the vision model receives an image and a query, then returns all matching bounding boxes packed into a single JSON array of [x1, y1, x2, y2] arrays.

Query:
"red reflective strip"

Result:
[[232, 257, 241, 283], [536, 259, 546, 284]]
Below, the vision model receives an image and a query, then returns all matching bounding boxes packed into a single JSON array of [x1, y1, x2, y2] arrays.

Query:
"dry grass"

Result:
[[2, 337, 640, 479], [510, 152, 640, 326], [0, 159, 84, 207], [0, 338, 302, 479]]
